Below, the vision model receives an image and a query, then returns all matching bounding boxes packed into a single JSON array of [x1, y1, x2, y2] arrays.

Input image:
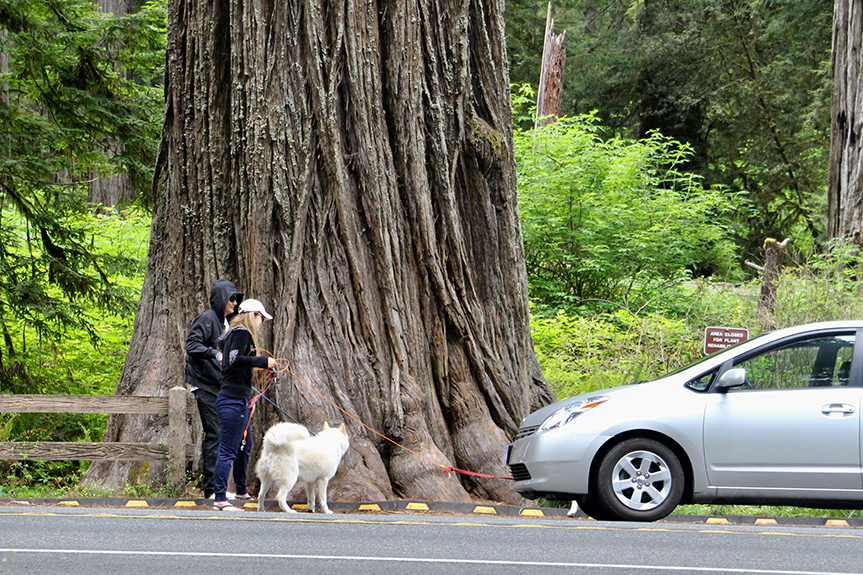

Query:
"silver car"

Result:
[[506, 321, 863, 521]]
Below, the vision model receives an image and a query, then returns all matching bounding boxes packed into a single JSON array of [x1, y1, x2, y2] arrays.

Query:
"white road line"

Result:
[[0, 549, 858, 575]]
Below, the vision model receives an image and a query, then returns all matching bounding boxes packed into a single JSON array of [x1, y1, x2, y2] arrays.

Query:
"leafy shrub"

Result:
[[769, 239, 863, 327], [532, 307, 691, 397], [531, 278, 762, 400], [532, 239, 863, 399], [514, 101, 739, 312], [0, 208, 149, 488]]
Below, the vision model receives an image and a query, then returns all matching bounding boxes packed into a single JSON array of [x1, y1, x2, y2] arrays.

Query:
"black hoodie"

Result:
[[184, 279, 243, 395], [217, 326, 269, 400]]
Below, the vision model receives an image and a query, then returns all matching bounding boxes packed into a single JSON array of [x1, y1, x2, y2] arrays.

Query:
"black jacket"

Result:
[[184, 279, 243, 396], [218, 326, 269, 400]]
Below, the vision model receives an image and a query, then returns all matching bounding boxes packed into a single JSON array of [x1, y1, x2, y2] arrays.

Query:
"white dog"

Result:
[[256, 421, 349, 514]]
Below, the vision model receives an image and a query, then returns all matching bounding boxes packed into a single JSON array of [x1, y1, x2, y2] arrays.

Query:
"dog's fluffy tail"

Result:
[[262, 422, 310, 454]]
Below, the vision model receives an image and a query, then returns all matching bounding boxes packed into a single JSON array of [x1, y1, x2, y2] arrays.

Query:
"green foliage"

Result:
[[505, 0, 833, 261], [675, 504, 863, 519], [0, 209, 149, 487], [531, 308, 696, 397], [0, 471, 192, 499], [0, 0, 162, 495], [531, 279, 761, 399], [531, 240, 863, 403], [531, 243, 863, 518], [514, 101, 739, 311], [0, 0, 166, 200], [0, 0, 165, 373], [768, 240, 863, 327]]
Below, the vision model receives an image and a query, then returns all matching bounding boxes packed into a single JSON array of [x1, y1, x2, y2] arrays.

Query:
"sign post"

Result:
[[703, 326, 750, 355]]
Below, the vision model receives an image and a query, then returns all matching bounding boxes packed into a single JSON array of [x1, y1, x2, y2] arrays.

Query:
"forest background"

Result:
[[1, 0, 860, 516]]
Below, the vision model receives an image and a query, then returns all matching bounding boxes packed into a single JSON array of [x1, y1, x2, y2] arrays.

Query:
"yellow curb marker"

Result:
[[826, 519, 850, 527], [359, 504, 381, 511], [125, 500, 148, 508], [755, 518, 777, 525], [473, 506, 496, 515], [706, 517, 729, 524], [292, 504, 308, 511], [59, 501, 79, 506], [520, 509, 545, 517], [174, 501, 196, 508], [406, 502, 429, 511]]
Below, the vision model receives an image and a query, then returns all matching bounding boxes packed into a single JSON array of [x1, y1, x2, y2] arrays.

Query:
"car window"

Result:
[[731, 333, 855, 391], [685, 368, 718, 392]]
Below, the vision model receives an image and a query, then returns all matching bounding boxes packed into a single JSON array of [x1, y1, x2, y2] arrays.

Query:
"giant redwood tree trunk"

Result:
[[828, 0, 863, 241], [83, 0, 554, 504]]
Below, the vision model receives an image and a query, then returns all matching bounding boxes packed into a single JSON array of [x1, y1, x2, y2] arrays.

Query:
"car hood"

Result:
[[519, 380, 653, 429]]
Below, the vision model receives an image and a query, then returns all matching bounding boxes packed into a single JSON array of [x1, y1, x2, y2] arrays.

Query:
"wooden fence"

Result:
[[0, 386, 196, 490]]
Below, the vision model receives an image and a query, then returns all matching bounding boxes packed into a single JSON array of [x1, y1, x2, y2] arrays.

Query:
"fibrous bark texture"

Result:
[[828, 0, 863, 241], [84, 0, 554, 504], [89, 0, 136, 209], [535, 5, 565, 129], [756, 238, 790, 331]]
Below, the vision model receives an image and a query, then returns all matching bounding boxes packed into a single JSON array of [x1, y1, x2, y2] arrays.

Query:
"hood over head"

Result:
[[210, 279, 243, 321]]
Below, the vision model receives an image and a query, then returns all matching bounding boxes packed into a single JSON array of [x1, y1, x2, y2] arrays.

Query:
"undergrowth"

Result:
[[530, 241, 863, 517], [4, 212, 863, 519]]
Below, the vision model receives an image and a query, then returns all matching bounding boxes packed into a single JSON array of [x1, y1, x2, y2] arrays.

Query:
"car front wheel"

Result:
[[595, 437, 684, 521]]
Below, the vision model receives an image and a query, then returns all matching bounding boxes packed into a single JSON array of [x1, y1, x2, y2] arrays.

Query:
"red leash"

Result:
[[241, 372, 272, 449], [253, 352, 513, 481], [442, 466, 513, 480]]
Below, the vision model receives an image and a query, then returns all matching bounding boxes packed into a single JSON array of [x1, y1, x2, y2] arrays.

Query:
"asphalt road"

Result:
[[1, 505, 861, 575]]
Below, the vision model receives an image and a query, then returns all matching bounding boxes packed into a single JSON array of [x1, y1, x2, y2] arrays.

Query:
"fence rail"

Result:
[[0, 387, 195, 489]]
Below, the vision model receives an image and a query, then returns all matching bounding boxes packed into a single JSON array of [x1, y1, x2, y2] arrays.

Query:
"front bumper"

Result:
[[505, 427, 609, 500]]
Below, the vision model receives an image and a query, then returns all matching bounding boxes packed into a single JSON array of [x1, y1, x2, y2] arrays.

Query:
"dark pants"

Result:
[[213, 395, 252, 502], [193, 389, 220, 498]]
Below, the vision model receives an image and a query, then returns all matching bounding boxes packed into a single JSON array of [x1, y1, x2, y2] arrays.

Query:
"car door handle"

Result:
[[821, 403, 856, 418]]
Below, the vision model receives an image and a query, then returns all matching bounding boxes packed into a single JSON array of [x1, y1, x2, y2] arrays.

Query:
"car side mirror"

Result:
[[715, 368, 747, 392]]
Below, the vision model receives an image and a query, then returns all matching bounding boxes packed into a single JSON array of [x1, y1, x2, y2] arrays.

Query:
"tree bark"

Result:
[[757, 238, 790, 332], [828, 0, 863, 241], [84, 0, 554, 504], [535, 3, 566, 128], [89, 0, 136, 209]]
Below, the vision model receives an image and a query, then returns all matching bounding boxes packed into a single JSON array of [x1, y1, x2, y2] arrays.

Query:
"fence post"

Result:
[[168, 387, 188, 492]]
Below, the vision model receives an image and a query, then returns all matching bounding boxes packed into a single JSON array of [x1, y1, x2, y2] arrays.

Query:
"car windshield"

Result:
[[659, 330, 773, 379]]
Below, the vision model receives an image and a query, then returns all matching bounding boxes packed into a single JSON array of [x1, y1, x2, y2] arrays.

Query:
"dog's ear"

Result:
[[322, 421, 330, 430], [339, 422, 346, 435]]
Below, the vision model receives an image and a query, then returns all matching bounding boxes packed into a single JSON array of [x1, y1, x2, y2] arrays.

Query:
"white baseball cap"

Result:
[[238, 298, 273, 321]]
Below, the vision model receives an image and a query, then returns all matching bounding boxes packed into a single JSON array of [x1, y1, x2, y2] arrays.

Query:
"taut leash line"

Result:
[[250, 349, 512, 481]]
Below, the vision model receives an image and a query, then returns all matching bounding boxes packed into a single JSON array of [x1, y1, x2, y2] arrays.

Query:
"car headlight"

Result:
[[538, 396, 609, 433]]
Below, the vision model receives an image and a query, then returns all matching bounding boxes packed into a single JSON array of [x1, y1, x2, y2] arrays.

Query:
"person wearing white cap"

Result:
[[212, 298, 276, 511]]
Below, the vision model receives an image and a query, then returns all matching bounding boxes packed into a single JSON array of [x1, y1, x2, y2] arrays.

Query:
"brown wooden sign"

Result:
[[704, 326, 750, 355]]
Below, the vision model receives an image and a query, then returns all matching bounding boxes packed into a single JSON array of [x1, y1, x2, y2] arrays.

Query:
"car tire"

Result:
[[595, 437, 684, 522], [574, 495, 612, 520]]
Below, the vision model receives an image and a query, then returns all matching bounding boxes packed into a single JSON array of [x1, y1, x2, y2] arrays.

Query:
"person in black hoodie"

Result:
[[184, 279, 243, 499], [212, 298, 276, 511]]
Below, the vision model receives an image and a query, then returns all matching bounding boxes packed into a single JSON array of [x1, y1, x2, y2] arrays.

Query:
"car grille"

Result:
[[516, 425, 539, 439], [509, 463, 531, 482]]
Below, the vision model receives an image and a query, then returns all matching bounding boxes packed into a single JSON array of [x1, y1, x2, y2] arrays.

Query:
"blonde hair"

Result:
[[228, 311, 262, 351]]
